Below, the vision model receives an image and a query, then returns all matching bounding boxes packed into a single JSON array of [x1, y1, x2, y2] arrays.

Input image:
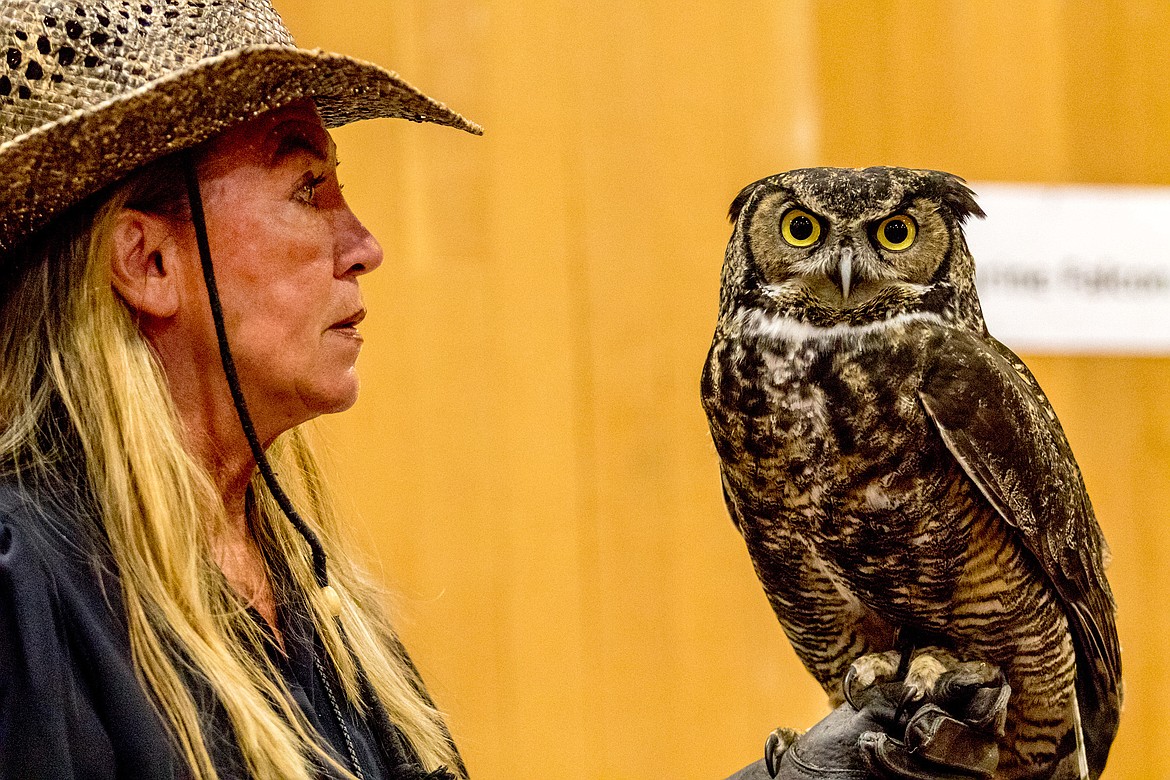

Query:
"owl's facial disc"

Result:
[[745, 185, 954, 319], [728, 167, 985, 328]]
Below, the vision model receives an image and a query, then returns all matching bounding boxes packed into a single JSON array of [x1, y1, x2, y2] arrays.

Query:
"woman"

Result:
[[0, 1, 478, 777]]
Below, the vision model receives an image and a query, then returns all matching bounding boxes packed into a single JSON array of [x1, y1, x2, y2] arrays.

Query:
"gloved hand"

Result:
[[724, 661, 1009, 780]]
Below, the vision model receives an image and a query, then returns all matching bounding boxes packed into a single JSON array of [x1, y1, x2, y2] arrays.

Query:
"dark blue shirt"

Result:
[[0, 479, 437, 779]]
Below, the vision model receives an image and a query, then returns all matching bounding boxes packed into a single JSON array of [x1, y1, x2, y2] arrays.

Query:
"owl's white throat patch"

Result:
[[735, 307, 946, 347]]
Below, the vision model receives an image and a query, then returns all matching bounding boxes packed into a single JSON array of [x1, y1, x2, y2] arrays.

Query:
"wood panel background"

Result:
[[276, 2, 1170, 777]]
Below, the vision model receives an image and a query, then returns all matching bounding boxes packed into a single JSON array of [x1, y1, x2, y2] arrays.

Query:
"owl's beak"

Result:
[[831, 246, 854, 301]]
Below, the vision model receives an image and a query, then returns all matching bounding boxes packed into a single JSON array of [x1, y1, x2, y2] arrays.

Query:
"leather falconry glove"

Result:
[[724, 661, 1009, 780]]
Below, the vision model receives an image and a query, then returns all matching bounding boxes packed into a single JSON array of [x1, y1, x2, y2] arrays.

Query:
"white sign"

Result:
[[964, 182, 1170, 354]]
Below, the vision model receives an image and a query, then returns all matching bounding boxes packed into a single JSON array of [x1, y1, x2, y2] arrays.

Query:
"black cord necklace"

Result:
[[314, 651, 366, 779]]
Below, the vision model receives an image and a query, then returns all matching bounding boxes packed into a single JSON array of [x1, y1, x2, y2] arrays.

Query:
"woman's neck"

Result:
[[189, 426, 284, 647]]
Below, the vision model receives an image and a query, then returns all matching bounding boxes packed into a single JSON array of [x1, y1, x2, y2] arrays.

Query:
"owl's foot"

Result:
[[902, 646, 959, 702], [846, 647, 998, 712], [764, 727, 802, 777], [843, 650, 903, 708], [889, 647, 956, 721], [893, 649, 1011, 731], [932, 660, 1005, 707]]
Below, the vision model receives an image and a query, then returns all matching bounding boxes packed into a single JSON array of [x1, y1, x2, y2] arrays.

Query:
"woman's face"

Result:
[[155, 102, 383, 442]]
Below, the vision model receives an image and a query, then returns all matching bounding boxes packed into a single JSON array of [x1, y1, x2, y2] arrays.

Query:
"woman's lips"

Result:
[[328, 309, 366, 341], [329, 308, 366, 329]]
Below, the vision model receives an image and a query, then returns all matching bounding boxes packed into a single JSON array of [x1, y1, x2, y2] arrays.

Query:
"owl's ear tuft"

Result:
[[926, 172, 987, 224], [728, 176, 773, 224]]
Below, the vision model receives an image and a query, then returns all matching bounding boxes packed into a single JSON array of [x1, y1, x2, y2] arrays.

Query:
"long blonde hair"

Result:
[[0, 157, 463, 779]]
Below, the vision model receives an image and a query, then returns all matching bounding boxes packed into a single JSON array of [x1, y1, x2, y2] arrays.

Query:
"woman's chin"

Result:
[[312, 375, 361, 417], [252, 371, 361, 438]]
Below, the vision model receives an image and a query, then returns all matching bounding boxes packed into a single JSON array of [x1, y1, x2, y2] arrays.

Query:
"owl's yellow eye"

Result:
[[780, 209, 822, 247], [875, 215, 917, 251]]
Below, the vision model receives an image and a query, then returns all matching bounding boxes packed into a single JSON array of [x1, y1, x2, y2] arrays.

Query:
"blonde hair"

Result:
[[0, 159, 463, 779]]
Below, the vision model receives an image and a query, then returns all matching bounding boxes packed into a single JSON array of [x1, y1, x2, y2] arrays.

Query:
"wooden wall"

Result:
[[278, 2, 1170, 777]]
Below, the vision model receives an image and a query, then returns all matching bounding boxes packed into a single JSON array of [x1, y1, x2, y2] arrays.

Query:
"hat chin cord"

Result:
[[181, 155, 456, 780], [180, 153, 339, 614]]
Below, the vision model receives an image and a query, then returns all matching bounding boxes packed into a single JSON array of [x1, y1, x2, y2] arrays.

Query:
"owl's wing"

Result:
[[918, 331, 1120, 776]]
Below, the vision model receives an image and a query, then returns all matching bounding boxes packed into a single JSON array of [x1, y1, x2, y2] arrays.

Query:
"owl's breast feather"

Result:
[[703, 309, 971, 605], [706, 308, 946, 484]]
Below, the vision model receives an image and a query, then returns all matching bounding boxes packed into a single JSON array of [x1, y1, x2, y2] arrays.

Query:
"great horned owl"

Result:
[[700, 167, 1120, 780]]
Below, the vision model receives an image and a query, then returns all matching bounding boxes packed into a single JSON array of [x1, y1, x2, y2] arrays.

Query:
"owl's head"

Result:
[[721, 167, 987, 330]]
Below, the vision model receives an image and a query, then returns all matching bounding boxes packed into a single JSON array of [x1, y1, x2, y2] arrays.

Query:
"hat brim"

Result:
[[0, 44, 482, 252]]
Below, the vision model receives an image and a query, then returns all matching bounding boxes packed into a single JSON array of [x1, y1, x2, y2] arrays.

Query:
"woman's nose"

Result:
[[335, 207, 384, 277]]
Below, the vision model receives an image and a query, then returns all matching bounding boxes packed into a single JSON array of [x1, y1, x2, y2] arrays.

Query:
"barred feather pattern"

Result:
[[703, 320, 1084, 778]]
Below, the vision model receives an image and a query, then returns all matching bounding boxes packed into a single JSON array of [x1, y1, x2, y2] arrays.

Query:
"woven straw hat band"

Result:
[[1, 0, 294, 143]]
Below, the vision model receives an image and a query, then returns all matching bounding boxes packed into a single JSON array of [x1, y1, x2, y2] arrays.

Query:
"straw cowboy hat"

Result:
[[0, 0, 481, 253]]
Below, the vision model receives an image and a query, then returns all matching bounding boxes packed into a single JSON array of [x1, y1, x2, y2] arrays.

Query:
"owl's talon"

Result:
[[843, 665, 860, 710], [893, 684, 920, 723], [903, 647, 957, 701], [845, 650, 902, 706], [764, 727, 801, 778]]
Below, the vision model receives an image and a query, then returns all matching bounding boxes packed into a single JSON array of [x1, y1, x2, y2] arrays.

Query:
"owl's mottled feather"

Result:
[[702, 167, 1120, 779]]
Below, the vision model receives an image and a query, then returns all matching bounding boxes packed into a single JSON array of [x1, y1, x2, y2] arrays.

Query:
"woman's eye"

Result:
[[294, 174, 327, 206], [874, 214, 917, 251]]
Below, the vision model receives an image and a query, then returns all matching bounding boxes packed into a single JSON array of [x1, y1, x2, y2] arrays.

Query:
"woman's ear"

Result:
[[110, 208, 180, 319]]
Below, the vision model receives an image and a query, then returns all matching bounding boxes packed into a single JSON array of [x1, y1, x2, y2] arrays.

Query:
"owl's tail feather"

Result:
[[1067, 601, 1122, 779], [1072, 688, 1089, 780]]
